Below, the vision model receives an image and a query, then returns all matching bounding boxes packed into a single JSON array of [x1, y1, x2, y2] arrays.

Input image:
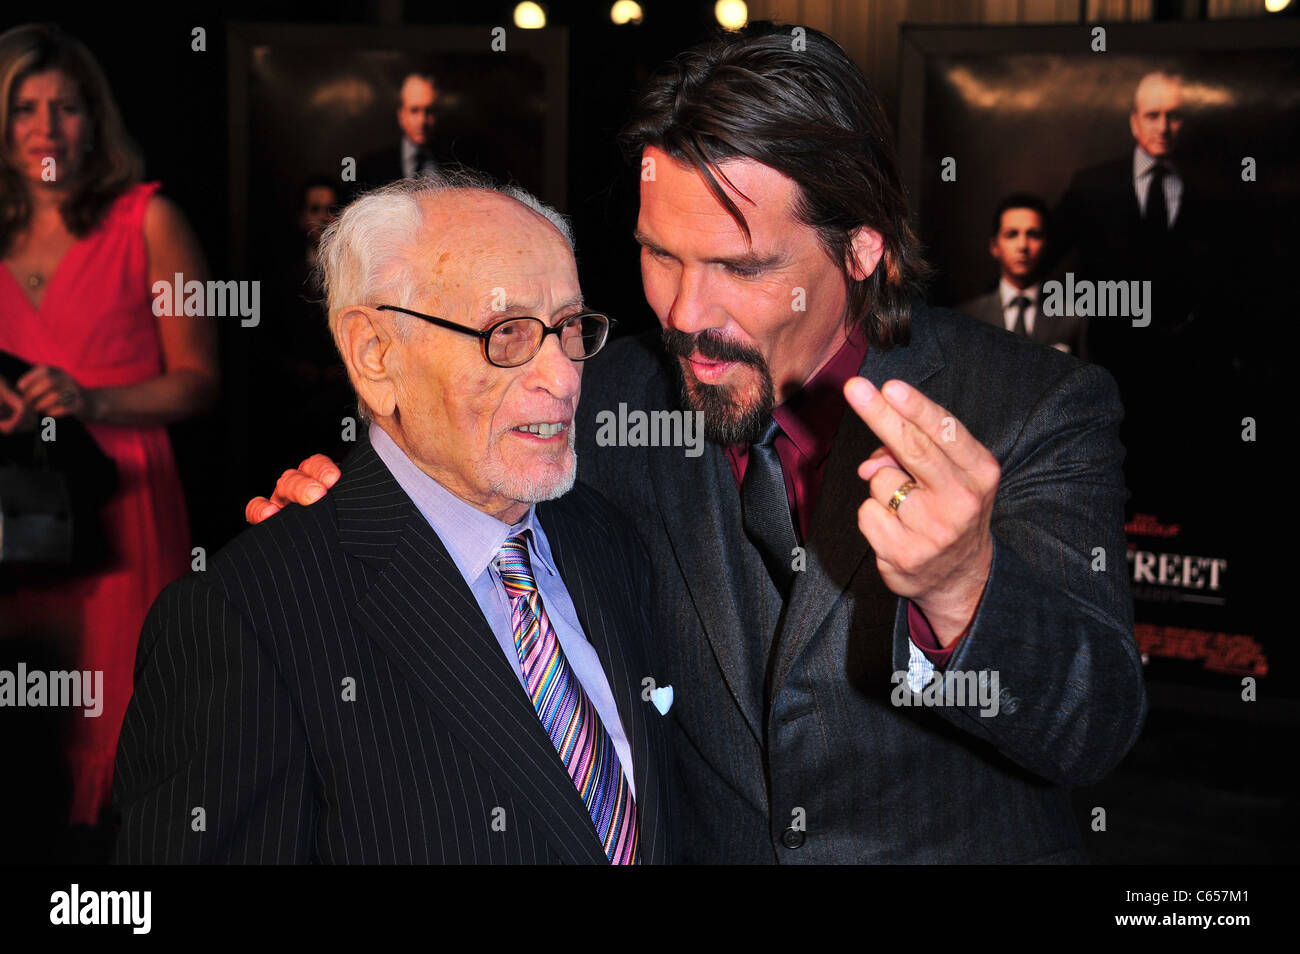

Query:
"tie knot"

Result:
[[754, 415, 783, 450], [496, 534, 536, 600], [1011, 295, 1030, 308]]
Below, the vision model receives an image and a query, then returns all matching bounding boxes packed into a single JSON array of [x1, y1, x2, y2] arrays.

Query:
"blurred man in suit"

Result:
[[356, 71, 440, 189], [1049, 69, 1217, 510], [253, 24, 1146, 864], [114, 173, 672, 864], [960, 194, 1086, 357], [1051, 71, 1212, 345]]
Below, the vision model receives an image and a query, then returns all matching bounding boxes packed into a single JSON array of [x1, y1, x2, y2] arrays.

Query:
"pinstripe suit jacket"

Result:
[[113, 436, 672, 864], [576, 304, 1147, 863]]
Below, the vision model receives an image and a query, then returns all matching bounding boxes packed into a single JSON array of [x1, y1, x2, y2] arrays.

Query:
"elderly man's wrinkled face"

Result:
[[398, 75, 437, 146], [1130, 74, 1185, 159], [391, 192, 582, 524]]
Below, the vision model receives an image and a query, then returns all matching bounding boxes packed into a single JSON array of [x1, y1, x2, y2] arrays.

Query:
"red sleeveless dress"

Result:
[[0, 181, 191, 826]]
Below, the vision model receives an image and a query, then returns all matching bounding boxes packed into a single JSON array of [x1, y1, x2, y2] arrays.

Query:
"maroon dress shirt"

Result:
[[722, 328, 966, 665]]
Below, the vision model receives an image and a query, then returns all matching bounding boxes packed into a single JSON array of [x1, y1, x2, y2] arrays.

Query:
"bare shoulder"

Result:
[[143, 193, 206, 275], [143, 194, 193, 242]]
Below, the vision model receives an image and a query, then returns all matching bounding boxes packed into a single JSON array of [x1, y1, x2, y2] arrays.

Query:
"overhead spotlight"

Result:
[[1264, 0, 1290, 11], [514, 2, 547, 29], [611, 1, 644, 25], [714, 0, 747, 30]]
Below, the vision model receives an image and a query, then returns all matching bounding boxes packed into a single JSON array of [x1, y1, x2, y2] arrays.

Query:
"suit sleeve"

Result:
[[1043, 172, 1084, 277], [113, 576, 316, 863], [890, 360, 1146, 787]]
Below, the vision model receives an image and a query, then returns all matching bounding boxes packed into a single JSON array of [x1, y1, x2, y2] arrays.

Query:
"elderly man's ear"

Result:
[[336, 306, 400, 418]]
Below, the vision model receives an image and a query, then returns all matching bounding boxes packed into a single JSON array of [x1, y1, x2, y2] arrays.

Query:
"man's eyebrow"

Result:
[[633, 229, 666, 253], [633, 230, 786, 270], [706, 249, 787, 270], [479, 294, 585, 323]]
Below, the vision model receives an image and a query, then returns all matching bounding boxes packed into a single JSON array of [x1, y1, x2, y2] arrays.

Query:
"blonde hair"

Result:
[[0, 23, 143, 253]]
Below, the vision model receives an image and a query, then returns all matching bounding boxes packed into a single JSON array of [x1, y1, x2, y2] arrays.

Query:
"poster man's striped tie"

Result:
[[497, 535, 639, 864]]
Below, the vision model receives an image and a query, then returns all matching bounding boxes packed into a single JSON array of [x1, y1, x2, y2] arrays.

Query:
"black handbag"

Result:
[[0, 351, 117, 571]]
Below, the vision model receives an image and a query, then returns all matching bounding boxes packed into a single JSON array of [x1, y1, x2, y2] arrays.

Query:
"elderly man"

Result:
[[255, 25, 1146, 863], [1049, 69, 1217, 515], [114, 174, 673, 864], [357, 71, 440, 189]]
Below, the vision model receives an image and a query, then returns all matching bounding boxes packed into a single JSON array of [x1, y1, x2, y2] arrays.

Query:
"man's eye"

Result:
[[725, 264, 761, 278]]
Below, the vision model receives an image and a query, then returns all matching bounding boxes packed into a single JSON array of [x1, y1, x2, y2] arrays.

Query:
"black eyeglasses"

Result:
[[375, 305, 615, 369]]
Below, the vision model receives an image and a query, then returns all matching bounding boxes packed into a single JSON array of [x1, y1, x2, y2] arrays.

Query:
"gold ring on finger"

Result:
[[887, 480, 918, 515]]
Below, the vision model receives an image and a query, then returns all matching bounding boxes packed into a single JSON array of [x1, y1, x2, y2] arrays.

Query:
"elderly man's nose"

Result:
[[527, 334, 581, 397]]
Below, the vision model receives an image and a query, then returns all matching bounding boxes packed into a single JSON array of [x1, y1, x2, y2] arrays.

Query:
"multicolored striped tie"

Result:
[[497, 534, 639, 864]]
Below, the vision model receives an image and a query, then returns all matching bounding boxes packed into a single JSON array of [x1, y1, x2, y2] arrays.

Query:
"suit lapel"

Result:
[[646, 381, 765, 742], [539, 501, 667, 864], [771, 313, 946, 692], [339, 439, 608, 865]]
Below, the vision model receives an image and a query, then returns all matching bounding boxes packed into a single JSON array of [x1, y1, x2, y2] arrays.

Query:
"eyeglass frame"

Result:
[[374, 304, 616, 369]]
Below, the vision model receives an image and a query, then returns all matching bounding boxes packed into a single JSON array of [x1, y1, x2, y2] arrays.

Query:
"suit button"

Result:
[[781, 828, 804, 849]]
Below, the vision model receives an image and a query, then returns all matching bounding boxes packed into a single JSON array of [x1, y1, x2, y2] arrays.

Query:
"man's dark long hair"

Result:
[[620, 22, 930, 350]]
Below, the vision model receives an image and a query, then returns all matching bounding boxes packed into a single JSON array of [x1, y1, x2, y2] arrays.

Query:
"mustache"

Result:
[[661, 329, 766, 369]]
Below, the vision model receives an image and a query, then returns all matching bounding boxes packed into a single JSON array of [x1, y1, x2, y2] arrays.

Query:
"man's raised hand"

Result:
[[245, 454, 342, 524], [843, 377, 999, 646]]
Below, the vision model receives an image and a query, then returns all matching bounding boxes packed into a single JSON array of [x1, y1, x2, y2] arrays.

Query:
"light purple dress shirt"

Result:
[[369, 424, 635, 795]]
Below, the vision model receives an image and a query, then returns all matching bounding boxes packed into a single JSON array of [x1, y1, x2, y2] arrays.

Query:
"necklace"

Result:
[[27, 273, 43, 289]]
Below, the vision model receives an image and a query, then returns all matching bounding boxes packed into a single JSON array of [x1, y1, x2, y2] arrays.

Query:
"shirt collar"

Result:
[[367, 423, 556, 584], [999, 277, 1037, 308], [1134, 145, 1177, 179], [770, 324, 869, 464]]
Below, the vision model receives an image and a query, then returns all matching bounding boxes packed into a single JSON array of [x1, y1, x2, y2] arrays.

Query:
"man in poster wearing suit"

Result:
[[356, 71, 440, 189], [960, 194, 1086, 357], [255, 25, 1146, 863], [1049, 69, 1217, 507], [114, 175, 672, 864]]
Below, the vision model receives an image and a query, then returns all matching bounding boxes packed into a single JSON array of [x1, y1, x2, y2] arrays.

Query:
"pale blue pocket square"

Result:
[[649, 684, 674, 715]]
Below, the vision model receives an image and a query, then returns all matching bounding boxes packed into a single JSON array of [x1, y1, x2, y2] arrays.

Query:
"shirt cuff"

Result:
[[907, 601, 967, 667]]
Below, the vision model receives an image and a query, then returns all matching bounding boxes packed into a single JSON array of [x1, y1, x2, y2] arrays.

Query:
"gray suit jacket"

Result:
[[576, 303, 1145, 863], [960, 287, 1088, 359]]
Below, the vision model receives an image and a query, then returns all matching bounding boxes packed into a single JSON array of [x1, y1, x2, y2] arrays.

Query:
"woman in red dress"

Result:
[[0, 25, 217, 828]]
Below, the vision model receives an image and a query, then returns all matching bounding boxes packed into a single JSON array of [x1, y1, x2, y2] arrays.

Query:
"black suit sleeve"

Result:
[[1043, 171, 1085, 278], [892, 360, 1146, 786], [113, 577, 317, 863]]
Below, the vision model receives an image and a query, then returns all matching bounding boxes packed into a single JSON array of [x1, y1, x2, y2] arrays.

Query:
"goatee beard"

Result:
[[661, 328, 776, 446]]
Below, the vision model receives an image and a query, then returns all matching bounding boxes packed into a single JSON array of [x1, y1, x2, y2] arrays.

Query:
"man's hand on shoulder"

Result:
[[245, 454, 342, 524]]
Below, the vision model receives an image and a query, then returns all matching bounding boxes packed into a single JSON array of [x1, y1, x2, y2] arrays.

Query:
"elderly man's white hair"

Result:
[[314, 171, 575, 421]]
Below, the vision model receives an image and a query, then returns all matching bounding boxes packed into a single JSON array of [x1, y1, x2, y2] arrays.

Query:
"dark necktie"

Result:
[[741, 417, 797, 596], [1145, 164, 1168, 235], [1010, 295, 1030, 336]]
